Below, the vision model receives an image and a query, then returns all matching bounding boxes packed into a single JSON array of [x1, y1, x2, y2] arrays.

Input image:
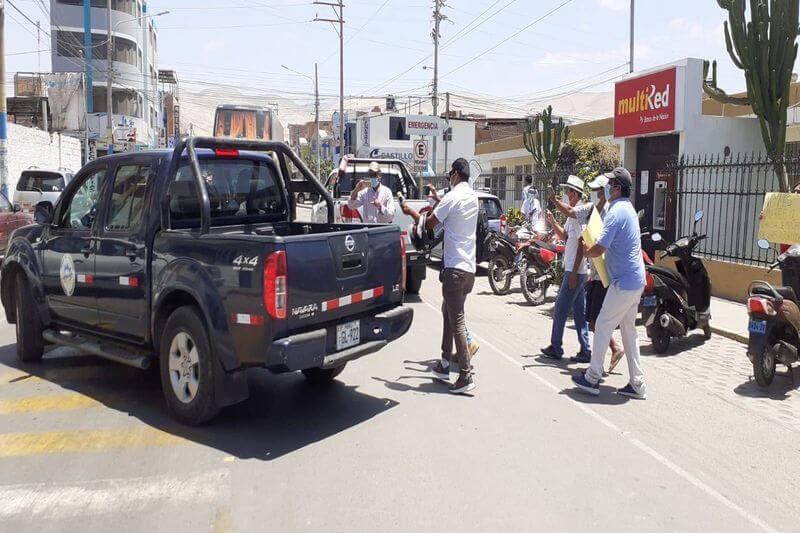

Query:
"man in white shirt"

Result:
[[347, 161, 396, 223], [521, 177, 541, 224], [401, 158, 479, 394], [541, 175, 593, 362]]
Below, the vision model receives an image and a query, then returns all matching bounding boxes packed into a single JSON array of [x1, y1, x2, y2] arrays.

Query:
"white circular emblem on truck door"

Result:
[[60, 255, 76, 296], [345, 235, 355, 252]]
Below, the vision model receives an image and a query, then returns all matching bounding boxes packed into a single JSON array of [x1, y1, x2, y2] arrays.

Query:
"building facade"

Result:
[[49, 0, 161, 152]]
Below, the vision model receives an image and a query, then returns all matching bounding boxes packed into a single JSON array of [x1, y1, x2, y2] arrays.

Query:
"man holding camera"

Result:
[[348, 161, 396, 223]]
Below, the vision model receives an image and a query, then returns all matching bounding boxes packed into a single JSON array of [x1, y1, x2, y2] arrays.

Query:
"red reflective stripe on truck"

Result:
[[321, 286, 384, 312]]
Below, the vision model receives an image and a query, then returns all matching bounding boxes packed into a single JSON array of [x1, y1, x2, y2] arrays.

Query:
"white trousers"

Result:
[[585, 284, 646, 394]]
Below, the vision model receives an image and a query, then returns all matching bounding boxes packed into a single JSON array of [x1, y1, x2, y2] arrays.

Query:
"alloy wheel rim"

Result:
[[168, 331, 200, 404]]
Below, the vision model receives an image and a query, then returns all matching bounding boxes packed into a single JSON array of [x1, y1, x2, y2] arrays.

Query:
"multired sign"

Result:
[[614, 67, 677, 138]]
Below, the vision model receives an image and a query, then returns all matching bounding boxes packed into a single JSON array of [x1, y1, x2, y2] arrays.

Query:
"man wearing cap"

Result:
[[348, 161, 396, 223], [573, 167, 647, 399], [401, 158, 479, 394], [540, 175, 593, 362]]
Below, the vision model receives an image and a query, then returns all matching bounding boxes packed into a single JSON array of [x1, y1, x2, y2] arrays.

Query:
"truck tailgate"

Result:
[[283, 225, 403, 331]]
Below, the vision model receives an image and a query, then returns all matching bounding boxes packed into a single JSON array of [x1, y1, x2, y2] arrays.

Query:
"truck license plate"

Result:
[[748, 319, 767, 335], [642, 295, 657, 307], [336, 320, 360, 351]]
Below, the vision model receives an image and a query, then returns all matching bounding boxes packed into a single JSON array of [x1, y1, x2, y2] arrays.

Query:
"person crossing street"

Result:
[[572, 167, 647, 399]]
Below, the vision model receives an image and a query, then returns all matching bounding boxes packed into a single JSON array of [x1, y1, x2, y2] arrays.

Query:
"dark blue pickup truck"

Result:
[[0, 137, 413, 424]]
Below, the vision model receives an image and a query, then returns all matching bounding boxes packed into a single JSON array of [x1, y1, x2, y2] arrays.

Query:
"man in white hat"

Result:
[[348, 161, 396, 223], [541, 175, 593, 361]]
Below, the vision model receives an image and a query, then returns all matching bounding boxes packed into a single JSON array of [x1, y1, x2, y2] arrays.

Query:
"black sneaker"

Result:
[[449, 372, 475, 394], [430, 360, 451, 381], [540, 345, 563, 360], [617, 383, 646, 399], [570, 351, 591, 364]]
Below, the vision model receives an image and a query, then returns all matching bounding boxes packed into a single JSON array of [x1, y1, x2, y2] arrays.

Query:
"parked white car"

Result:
[[13, 167, 74, 212]]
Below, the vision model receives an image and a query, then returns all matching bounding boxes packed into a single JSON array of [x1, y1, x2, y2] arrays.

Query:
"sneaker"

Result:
[[468, 339, 480, 357], [571, 373, 600, 395], [570, 351, 591, 364], [430, 360, 451, 381], [449, 373, 475, 394], [540, 345, 563, 360], [617, 383, 646, 399]]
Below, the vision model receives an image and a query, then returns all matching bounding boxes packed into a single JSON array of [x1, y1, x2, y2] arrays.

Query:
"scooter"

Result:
[[746, 240, 800, 387], [641, 209, 712, 353]]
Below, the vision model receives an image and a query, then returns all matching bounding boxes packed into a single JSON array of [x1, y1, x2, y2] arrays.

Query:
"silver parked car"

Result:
[[13, 167, 74, 213]]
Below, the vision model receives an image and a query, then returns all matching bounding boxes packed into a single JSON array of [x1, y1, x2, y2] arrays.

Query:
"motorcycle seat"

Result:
[[647, 265, 688, 287], [752, 285, 798, 302]]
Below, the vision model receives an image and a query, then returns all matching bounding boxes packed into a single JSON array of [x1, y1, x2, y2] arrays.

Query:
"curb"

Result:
[[711, 325, 748, 345]]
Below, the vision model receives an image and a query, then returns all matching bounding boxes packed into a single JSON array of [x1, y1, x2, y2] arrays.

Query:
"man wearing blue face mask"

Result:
[[348, 161, 396, 223]]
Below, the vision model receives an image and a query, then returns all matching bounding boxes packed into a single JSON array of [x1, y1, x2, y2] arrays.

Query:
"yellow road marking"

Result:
[[0, 393, 102, 414], [0, 427, 186, 457]]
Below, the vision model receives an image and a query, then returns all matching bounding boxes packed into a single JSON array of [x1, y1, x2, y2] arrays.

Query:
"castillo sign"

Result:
[[614, 67, 677, 138]]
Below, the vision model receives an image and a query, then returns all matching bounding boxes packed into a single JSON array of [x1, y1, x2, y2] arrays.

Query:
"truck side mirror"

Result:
[[34, 201, 54, 225]]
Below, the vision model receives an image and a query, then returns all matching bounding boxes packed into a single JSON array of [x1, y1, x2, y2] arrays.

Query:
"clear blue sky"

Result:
[[5, 0, 753, 120]]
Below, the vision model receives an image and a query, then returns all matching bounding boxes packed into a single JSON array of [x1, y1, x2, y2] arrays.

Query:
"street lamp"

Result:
[[281, 64, 321, 180], [106, 9, 169, 154]]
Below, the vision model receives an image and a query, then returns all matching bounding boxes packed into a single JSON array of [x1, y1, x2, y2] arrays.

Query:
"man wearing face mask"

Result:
[[540, 175, 593, 362], [401, 158, 479, 394], [573, 167, 647, 399], [521, 176, 542, 224], [348, 161, 396, 223]]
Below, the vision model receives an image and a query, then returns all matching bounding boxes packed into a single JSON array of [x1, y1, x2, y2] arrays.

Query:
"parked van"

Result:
[[13, 167, 74, 212]]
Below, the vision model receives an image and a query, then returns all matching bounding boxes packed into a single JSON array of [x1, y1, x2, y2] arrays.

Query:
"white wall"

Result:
[[6, 123, 83, 199]]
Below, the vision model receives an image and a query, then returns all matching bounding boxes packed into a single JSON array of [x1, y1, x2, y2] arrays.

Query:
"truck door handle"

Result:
[[80, 246, 92, 257], [125, 248, 138, 260]]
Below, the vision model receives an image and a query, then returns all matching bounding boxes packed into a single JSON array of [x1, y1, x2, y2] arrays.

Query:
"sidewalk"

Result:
[[710, 297, 748, 344]]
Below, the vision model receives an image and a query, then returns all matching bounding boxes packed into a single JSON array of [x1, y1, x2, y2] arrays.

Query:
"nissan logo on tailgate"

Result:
[[344, 235, 355, 252]]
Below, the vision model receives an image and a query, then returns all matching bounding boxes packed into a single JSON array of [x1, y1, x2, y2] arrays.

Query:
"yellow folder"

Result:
[[581, 208, 610, 288]]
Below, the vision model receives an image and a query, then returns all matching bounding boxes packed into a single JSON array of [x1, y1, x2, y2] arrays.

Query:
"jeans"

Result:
[[585, 284, 646, 394], [549, 272, 590, 355], [440, 268, 476, 374]]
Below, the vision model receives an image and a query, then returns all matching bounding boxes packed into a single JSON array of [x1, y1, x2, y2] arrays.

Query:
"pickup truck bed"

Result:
[[1, 137, 413, 424]]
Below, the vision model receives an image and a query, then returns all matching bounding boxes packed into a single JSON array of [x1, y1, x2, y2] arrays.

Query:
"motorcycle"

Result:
[[519, 233, 565, 306], [746, 240, 800, 387], [485, 222, 538, 295], [641, 209, 712, 353]]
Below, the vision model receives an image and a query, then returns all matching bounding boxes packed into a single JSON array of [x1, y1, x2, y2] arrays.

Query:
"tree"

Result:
[[300, 146, 333, 181], [523, 106, 570, 178], [703, 0, 799, 191], [556, 138, 620, 180]]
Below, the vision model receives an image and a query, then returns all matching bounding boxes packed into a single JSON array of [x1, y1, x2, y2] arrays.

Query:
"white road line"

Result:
[[0, 469, 230, 521], [421, 300, 778, 533]]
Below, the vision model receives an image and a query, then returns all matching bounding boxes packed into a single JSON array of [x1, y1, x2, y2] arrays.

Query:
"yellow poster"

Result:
[[758, 192, 800, 244], [581, 208, 610, 288]]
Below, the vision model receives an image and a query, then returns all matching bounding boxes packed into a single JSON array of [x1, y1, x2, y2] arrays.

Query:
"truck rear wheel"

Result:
[[302, 364, 346, 384], [14, 274, 44, 362], [405, 269, 423, 294], [160, 307, 220, 425]]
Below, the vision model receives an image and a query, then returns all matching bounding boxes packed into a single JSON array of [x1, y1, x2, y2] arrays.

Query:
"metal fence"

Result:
[[672, 152, 800, 267]]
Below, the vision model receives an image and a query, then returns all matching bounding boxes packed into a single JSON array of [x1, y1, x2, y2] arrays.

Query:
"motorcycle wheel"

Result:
[[650, 327, 671, 354], [753, 346, 776, 388], [520, 262, 547, 306], [488, 255, 513, 295]]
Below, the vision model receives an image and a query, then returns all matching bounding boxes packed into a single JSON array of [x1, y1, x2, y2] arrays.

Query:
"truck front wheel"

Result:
[[14, 274, 44, 362], [302, 364, 346, 384], [160, 307, 220, 425]]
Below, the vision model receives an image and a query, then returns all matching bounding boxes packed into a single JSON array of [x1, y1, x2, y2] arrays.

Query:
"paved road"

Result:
[[0, 267, 798, 532]]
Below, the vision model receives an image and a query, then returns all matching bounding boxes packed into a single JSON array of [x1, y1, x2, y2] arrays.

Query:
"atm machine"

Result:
[[652, 179, 668, 231]]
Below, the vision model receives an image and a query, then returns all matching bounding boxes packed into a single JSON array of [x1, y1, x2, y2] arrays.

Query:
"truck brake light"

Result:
[[400, 231, 407, 290], [215, 149, 240, 158], [264, 250, 287, 319], [748, 297, 776, 316]]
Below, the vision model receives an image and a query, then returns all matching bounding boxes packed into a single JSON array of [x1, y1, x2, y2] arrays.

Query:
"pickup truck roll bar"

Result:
[[166, 136, 334, 234]]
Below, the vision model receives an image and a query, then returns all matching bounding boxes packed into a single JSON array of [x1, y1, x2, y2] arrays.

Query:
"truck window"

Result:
[[59, 168, 106, 230], [169, 158, 286, 225], [17, 171, 65, 192], [481, 198, 503, 220], [106, 164, 150, 231]]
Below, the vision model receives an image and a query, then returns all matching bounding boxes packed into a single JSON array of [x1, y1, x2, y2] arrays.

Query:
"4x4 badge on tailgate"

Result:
[[345, 235, 355, 252]]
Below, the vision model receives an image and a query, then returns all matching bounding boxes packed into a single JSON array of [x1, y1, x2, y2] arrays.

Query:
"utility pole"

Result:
[[36, 20, 41, 72], [106, 0, 113, 154], [314, 63, 320, 179], [0, 0, 8, 197], [431, 0, 448, 174], [444, 91, 450, 172], [629, 0, 635, 73], [314, 1, 344, 160], [84, 0, 93, 114]]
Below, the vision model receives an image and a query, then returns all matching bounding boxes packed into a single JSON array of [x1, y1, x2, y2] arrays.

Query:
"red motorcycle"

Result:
[[519, 235, 565, 306]]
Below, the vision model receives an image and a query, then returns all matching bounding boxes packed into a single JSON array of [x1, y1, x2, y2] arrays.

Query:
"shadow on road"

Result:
[[639, 332, 709, 358], [0, 343, 398, 461], [733, 371, 799, 401], [559, 387, 631, 405]]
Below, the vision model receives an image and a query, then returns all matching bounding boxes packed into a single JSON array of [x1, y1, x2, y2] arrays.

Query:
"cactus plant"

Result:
[[523, 106, 570, 181], [703, 0, 799, 192]]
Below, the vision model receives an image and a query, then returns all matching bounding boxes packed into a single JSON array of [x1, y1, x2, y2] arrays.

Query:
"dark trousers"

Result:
[[440, 268, 476, 374]]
